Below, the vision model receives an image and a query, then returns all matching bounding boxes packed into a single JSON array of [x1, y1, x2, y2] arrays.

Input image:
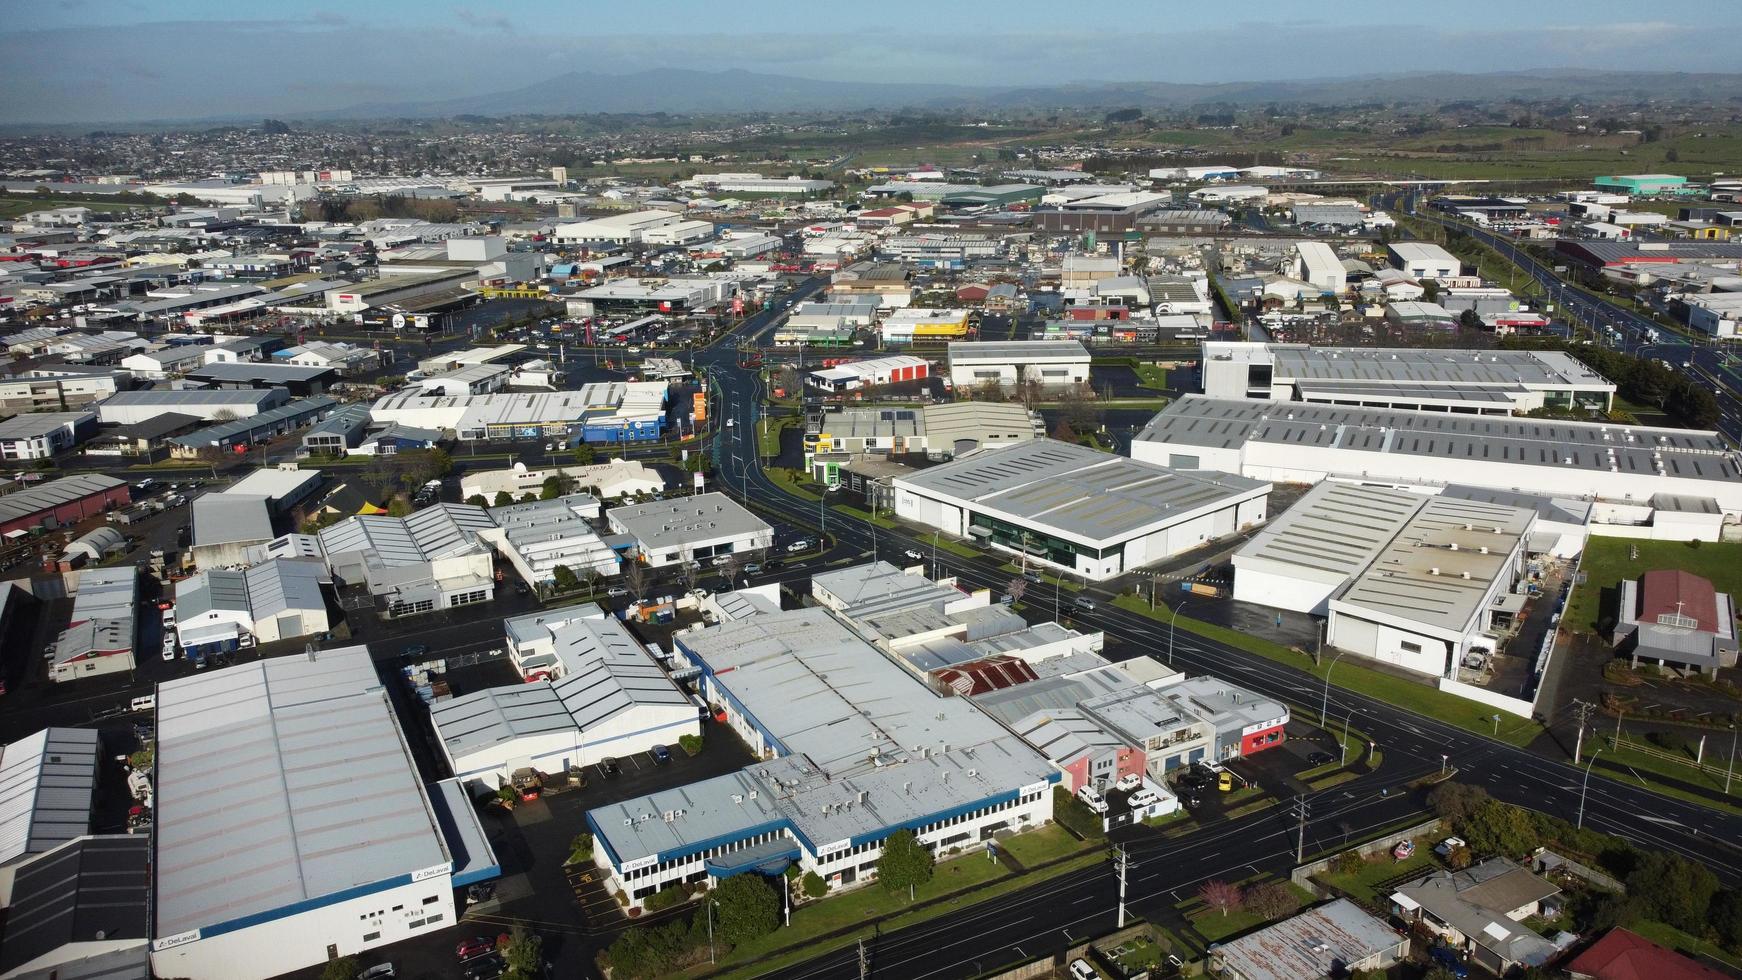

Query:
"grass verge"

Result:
[[1594, 736, 1742, 815], [1563, 538, 1742, 637], [1110, 594, 1544, 748], [1133, 363, 1169, 390]]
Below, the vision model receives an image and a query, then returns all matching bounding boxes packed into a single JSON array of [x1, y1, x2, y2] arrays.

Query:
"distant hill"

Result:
[[312, 67, 1742, 119]]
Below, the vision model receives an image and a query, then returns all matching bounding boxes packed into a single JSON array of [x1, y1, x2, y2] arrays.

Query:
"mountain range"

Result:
[[307, 67, 1742, 119]]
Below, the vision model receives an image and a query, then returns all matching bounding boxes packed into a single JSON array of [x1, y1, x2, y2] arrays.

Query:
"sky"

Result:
[[2, 0, 1737, 123]]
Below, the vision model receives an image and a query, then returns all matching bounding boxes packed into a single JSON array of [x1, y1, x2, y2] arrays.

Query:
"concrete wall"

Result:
[[1437, 677, 1536, 719]]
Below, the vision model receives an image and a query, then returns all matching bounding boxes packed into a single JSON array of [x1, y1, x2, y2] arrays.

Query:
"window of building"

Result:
[[363, 932, 381, 942], [1400, 640, 1423, 655]]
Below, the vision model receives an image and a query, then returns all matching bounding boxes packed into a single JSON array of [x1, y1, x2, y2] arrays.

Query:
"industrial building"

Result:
[[1292, 241, 1347, 294], [1232, 482, 1431, 616], [1320, 494, 1535, 679], [1198, 342, 1615, 415], [0, 411, 96, 461], [433, 609, 697, 789], [149, 646, 496, 980], [552, 210, 687, 245], [563, 274, 748, 316], [804, 355, 930, 393], [680, 173, 835, 195], [879, 308, 971, 345], [585, 607, 1059, 909], [458, 459, 664, 503], [1593, 174, 1692, 196], [607, 493, 773, 569], [172, 558, 331, 659], [947, 341, 1090, 391], [368, 383, 669, 443], [96, 388, 288, 425], [184, 362, 336, 396], [1387, 242, 1464, 280], [0, 474, 130, 536], [0, 834, 152, 980], [316, 504, 497, 618], [48, 568, 138, 684], [0, 727, 99, 905], [479, 493, 619, 586], [893, 440, 1271, 581], [1132, 396, 1742, 521], [803, 402, 1038, 484], [168, 396, 341, 457]]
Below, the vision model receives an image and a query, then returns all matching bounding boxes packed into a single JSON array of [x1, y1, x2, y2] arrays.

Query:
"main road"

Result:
[[690, 279, 1742, 978]]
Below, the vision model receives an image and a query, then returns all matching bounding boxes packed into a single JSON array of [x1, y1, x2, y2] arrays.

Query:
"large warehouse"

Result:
[[1232, 482, 1430, 616], [607, 493, 773, 569], [368, 383, 669, 443], [586, 607, 1059, 909], [1134, 396, 1742, 522], [1198, 342, 1616, 415], [892, 440, 1271, 581], [947, 341, 1091, 391], [0, 474, 129, 535], [95, 388, 289, 425], [149, 647, 496, 980], [1387, 242, 1463, 280]]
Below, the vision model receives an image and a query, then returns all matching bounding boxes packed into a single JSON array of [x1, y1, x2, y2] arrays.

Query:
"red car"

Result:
[[455, 938, 495, 961]]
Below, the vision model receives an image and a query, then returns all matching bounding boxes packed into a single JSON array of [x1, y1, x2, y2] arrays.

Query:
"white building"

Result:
[[608, 493, 772, 569], [119, 347, 209, 380], [1388, 242, 1463, 280], [0, 411, 94, 461], [460, 460, 664, 503], [49, 568, 137, 684], [1133, 396, 1742, 523], [1685, 293, 1742, 339], [368, 383, 668, 443], [173, 558, 330, 656], [639, 220, 717, 246], [1293, 241, 1347, 294], [1326, 496, 1535, 679], [893, 440, 1271, 581], [316, 504, 497, 618], [96, 388, 288, 425], [433, 609, 697, 788], [552, 210, 685, 245], [947, 341, 1091, 391], [149, 647, 495, 980], [0, 727, 99, 906], [480, 493, 619, 586]]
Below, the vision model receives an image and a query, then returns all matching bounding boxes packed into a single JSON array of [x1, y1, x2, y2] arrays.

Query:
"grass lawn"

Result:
[[1628, 919, 1742, 972], [757, 417, 796, 457], [933, 537, 983, 560], [1133, 363, 1169, 390], [1315, 843, 1439, 904], [998, 824, 1093, 867], [999, 562, 1085, 591], [765, 467, 821, 501], [1596, 736, 1742, 815], [1110, 595, 1543, 747], [1189, 907, 1267, 944], [1564, 538, 1742, 637], [832, 502, 897, 529]]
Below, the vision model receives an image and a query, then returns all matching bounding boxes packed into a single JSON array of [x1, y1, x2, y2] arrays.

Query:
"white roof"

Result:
[[152, 646, 450, 939], [0, 728, 98, 869]]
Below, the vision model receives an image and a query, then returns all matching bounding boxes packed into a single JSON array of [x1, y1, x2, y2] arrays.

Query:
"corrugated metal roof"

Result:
[[0, 474, 125, 526], [0, 727, 98, 868]]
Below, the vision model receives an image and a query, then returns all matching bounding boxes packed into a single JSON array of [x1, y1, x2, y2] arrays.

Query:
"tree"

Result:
[[1244, 880, 1300, 920], [1458, 308, 1483, 330], [386, 497, 411, 517], [1199, 879, 1244, 917], [876, 829, 935, 894], [802, 871, 828, 899], [1710, 888, 1742, 950], [552, 565, 579, 593], [623, 558, 651, 603], [1051, 419, 1077, 443], [541, 474, 567, 499], [493, 491, 514, 507], [1420, 279, 1441, 303], [1005, 577, 1027, 605], [1627, 850, 1719, 934], [712, 874, 779, 945], [320, 957, 360, 980], [465, 494, 487, 507], [677, 546, 701, 593], [573, 443, 597, 465], [1428, 782, 1490, 827], [498, 923, 542, 979]]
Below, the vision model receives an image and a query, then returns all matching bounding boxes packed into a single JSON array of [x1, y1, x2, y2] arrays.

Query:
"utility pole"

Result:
[[1293, 797, 1309, 863], [1571, 699, 1594, 765], [857, 938, 870, 980], [1112, 843, 1134, 928]]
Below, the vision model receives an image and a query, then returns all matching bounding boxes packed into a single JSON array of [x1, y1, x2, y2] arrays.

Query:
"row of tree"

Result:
[[1503, 339, 1721, 428]]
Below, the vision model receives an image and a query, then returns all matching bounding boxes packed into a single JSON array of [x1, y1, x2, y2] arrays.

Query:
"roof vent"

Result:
[[1430, 567, 1441, 576]]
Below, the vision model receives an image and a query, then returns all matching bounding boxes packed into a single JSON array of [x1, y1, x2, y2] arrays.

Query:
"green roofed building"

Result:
[[1594, 174, 1693, 196]]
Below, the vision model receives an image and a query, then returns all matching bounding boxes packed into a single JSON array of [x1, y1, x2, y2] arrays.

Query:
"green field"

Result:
[[1563, 538, 1742, 637]]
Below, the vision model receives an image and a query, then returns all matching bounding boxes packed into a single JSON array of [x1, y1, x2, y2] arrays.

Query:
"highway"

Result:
[[693, 282, 1742, 978]]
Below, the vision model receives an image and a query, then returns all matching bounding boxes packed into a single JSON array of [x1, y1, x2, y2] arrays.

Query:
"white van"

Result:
[[130, 694, 156, 713]]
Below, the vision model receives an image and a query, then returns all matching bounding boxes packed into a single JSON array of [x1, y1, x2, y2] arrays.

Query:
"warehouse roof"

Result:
[[0, 728, 99, 870], [0, 411, 93, 439], [610, 492, 770, 554], [152, 646, 450, 939], [947, 340, 1089, 363], [1235, 482, 1425, 585], [102, 388, 281, 408], [431, 683, 575, 759], [169, 395, 337, 449], [188, 362, 333, 385], [190, 493, 273, 548], [175, 568, 251, 621], [1260, 345, 1613, 390], [896, 440, 1268, 546], [245, 557, 329, 620], [1136, 396, 1742, 485], [0, 836, 151, 978], [0, 474, 125, 526], [318, 503, 493, 567], [1334, 495, 1535, 633]]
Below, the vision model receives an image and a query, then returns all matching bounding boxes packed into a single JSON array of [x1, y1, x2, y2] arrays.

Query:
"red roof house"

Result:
[[1564, 927, 1730, 980]]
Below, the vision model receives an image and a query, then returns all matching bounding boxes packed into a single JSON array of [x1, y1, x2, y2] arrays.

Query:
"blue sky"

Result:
[[2, 1, 1735, 123]]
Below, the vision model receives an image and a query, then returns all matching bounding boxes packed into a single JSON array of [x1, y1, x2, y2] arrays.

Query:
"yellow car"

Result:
[[1217, 770, 1235, 792]]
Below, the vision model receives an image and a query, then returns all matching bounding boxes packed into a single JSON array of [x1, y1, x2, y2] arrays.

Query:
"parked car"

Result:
[[461, 954, 506, 980], [743, 562, 761, 575], [786, 540, 809, 553], [1072, 597, 1097, 613], [161, 637, 177, 661], [710, 555, 732, 566], [1393, 839, 1417, 860], [1129, 789, 1161, 809], [651, 744, 672, 765], [1434, 836, 1468, 858], [1427, 946, 1468, 978], [1068, 959, 1097, 980], [1075, 785, 1108, 814], [404, 644, 429, 658], [514, 582, 530, 595], [358, 964, 396, 979], [1306, 751, 1333, 767], [600, 757, 621, 777], [1114, 773, 1142, 792], [455, 937, 495, 961], [606, 587, 629, 598]]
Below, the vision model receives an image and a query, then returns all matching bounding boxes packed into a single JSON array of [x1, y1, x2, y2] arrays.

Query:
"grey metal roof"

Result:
[[191, 494, 273, 548], [1393, 860, 1560, 968], [168, 396, 337, 449], [0, 834, 151, 978], [0, 411, 93, 439], [1438, 485, 1593, 526], [0, 474, 125, 526], [100, 389, 280, 408], [608, 493, 771, 554], [896, 440, 1269, 546], [947, 340, 1089, 364], [1236, 482, 1425, 583], [431, 683, 575, 759], [187, 362, 334, 384], [55, 567, 136, 668], [317, 503, 493, 568], [244, 557, 329, 619], [1137, 396, 1742, 485], [304, 402, 371, 439], [174, 569, 250, 621], [1294, 381, 1522, 405], [0, 728, 99, 869], [152, 646, 450, 939], [1268, 346, 1612, 391], [1333, 495, 1535, 633]]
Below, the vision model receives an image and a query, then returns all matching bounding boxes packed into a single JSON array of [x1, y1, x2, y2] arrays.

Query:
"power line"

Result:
[[1292, 797, 1310, 864]]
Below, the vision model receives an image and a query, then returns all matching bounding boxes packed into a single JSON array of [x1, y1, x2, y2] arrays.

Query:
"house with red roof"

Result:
[[1611, 569, 1738, 675], [1564, 927, 1731, 980]]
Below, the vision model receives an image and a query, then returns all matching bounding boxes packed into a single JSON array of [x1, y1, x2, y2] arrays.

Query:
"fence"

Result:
[[1291, 816, 1444, 893], [1436, 677, 1535, 719]]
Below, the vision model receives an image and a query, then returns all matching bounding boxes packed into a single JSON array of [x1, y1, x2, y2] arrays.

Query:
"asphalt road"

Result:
[[695, 289, 1742, 979]]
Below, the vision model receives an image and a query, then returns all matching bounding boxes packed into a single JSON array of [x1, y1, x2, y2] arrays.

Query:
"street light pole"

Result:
[[1578, 749, 1603, 830], [1166, 600, 1190, 667], [1320, 649, 1348, 729], [1728, 724, 1738, 794]]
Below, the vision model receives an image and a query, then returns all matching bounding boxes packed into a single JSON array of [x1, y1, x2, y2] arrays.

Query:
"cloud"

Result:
[[454, 7, 511, 32]]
